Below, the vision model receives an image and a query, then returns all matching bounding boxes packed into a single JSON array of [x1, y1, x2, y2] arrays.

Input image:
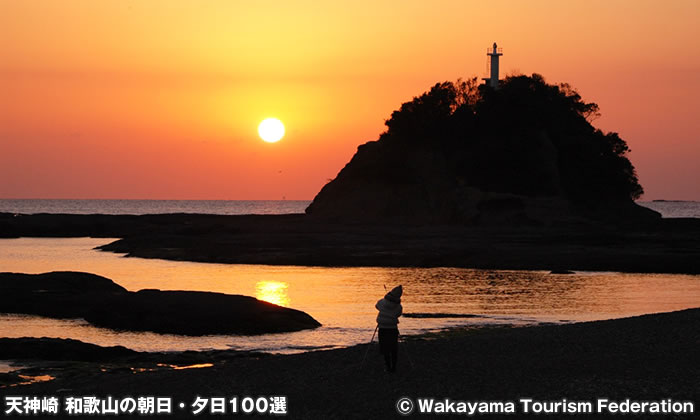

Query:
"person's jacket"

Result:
[[375, 298, 402, 328]]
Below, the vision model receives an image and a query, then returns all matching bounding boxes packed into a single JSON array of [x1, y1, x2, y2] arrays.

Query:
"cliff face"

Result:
[[306, 75, 659, 225]]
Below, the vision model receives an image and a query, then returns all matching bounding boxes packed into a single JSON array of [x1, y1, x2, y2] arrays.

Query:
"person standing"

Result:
[[375, 285, 403, 372]]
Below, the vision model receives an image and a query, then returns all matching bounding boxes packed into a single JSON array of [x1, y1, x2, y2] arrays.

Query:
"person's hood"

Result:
[[384, 285, 402, 303]]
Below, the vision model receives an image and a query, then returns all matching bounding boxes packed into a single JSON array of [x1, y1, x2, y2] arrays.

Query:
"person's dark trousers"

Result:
[[378, 327, 399, 372]]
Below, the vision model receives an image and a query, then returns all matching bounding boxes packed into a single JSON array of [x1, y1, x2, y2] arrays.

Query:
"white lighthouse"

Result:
[[483, 42, 503, 89]]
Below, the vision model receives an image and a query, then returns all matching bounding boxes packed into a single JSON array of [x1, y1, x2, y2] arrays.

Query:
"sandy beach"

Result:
[[2, 308, 697, 418]]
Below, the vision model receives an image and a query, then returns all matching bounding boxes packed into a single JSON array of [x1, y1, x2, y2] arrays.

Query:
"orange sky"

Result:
[[1, 0, 699, 200]]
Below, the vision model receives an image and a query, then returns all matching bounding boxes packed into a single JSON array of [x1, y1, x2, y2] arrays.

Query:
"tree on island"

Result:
[[307, 74, 654, 224]]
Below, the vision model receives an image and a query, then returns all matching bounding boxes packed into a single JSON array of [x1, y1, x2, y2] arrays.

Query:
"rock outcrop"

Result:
[[306, 75, 660, 225], [0, 272, 321, 335], [0, 337, 138, 361]]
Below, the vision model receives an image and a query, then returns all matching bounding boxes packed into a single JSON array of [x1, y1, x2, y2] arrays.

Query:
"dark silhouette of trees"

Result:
[[306, 73, 649, 224], [378, 73, 643, 203]]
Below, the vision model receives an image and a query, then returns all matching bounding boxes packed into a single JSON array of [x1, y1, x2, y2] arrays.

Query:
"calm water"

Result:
[[0, 199, 698, 218], [0, 199, 310, 216], [1, 238, 698, 354], [638, 201, 700, 218]]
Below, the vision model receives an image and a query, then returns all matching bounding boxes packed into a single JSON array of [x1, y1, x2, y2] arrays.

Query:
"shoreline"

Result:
[[2, 308, 698, 418], [2, 213, 700, 274]]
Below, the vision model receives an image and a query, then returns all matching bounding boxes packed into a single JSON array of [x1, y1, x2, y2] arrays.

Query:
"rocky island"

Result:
[[307, 75, 657, 225]]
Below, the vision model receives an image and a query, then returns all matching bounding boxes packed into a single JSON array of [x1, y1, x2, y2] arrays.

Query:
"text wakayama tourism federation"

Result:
[[408, 398, 695, 415]]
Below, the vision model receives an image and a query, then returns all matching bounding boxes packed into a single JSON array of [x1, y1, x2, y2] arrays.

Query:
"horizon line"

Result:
[[0, 197, 314, 202], [0, 198, 697, 203]]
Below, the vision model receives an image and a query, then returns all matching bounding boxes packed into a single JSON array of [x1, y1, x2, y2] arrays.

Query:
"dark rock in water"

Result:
[[0, 271, 127, 293], [306, 75, 660, 225], [0, 272, 127, 320], [0, 272, 321, 335], [89, 289, 321, 335], [0, 337, 138, 361]]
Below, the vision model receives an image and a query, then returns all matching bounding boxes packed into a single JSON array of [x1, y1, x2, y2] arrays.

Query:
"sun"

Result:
[[258, 118, 285, 143]]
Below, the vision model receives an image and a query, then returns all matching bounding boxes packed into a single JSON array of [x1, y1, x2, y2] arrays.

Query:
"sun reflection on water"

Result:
[[255, 281, 290, 307], [1, 238, 700, 354]]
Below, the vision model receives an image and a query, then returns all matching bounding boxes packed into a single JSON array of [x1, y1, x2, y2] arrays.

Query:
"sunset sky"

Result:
[[1, 0, 699, 200]]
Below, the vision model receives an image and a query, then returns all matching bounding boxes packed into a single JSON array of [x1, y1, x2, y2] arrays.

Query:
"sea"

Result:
[[0, 199, 311, 216], [0, 199, 698, 218], [0, 199, 698, 355]]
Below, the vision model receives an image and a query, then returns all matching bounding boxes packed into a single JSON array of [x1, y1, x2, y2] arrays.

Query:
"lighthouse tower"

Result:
[[483, 42, 503, 89]]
